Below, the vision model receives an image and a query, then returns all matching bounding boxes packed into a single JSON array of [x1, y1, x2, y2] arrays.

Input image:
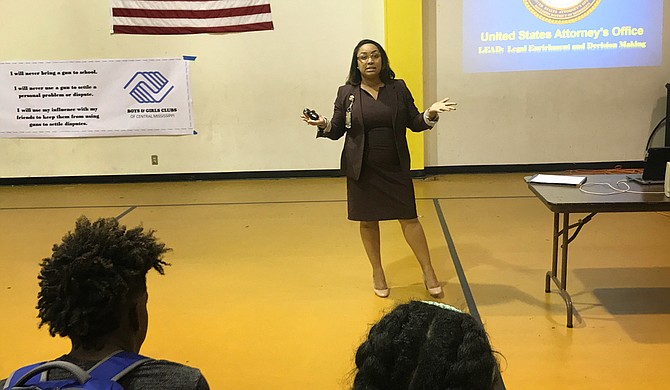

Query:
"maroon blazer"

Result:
[[317, 79, 432, 180]]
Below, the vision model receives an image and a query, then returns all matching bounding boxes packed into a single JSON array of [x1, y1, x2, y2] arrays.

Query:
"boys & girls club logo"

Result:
[[523, 0, 601, 24], [124, 71, 174, 103]]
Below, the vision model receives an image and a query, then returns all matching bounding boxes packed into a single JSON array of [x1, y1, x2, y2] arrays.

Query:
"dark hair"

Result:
[[36, 216, 171, 350], [353, 301, 499, 390], [346, 39, 395, 85]]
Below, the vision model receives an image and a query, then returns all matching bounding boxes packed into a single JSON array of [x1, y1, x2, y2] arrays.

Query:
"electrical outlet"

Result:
[[151, 155, 158, 165]]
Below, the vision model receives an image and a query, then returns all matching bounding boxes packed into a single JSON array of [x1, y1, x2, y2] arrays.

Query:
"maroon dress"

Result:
[[347, 86, 417, 221]]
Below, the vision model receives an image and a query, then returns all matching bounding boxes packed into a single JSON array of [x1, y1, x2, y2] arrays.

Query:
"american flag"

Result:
[[111, 0, 274, 35]]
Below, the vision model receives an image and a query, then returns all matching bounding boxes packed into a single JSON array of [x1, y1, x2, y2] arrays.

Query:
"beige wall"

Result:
[[2, 0, 667, 178], [0, 0, 384, 178]]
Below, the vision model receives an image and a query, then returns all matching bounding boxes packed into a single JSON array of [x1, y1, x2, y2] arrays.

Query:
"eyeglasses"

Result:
[[357, 52, 381, 62]]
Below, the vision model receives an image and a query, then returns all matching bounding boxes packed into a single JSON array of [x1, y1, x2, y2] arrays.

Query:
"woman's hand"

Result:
[[301, 112, 327, 128], [428, 97, 457, 120]]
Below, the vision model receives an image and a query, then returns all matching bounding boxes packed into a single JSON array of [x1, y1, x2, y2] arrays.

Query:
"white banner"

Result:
[[0, 58, 193, 138]]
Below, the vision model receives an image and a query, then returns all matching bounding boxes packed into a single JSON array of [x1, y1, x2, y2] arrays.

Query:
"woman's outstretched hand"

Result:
[[428, 97, 457, 120]]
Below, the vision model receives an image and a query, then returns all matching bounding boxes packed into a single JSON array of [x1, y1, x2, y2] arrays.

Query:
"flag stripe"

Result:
[[110, 0, 273, 35], [112, 4, 270, 19], [112, 22, 274, 35], [111, 1, 272, 4], [112, 13, 272, 28], [111, 1, 271, 11]]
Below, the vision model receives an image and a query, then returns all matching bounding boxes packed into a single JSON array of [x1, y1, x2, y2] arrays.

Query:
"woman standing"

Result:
[[302, 39, 456, 298]]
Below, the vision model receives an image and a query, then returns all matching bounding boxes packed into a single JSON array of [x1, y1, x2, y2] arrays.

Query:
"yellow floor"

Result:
[[1, 173, 669, 389]]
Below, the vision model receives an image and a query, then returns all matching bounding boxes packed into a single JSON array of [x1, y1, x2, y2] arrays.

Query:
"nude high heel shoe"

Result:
[[373, 286, 390, 298], [425, 282, 444, 298], [373, 271, 389, 298]]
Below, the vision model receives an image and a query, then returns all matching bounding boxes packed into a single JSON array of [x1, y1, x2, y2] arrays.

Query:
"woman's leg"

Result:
[[399, 218, 441, 290], [360, 221, 387, 290]]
